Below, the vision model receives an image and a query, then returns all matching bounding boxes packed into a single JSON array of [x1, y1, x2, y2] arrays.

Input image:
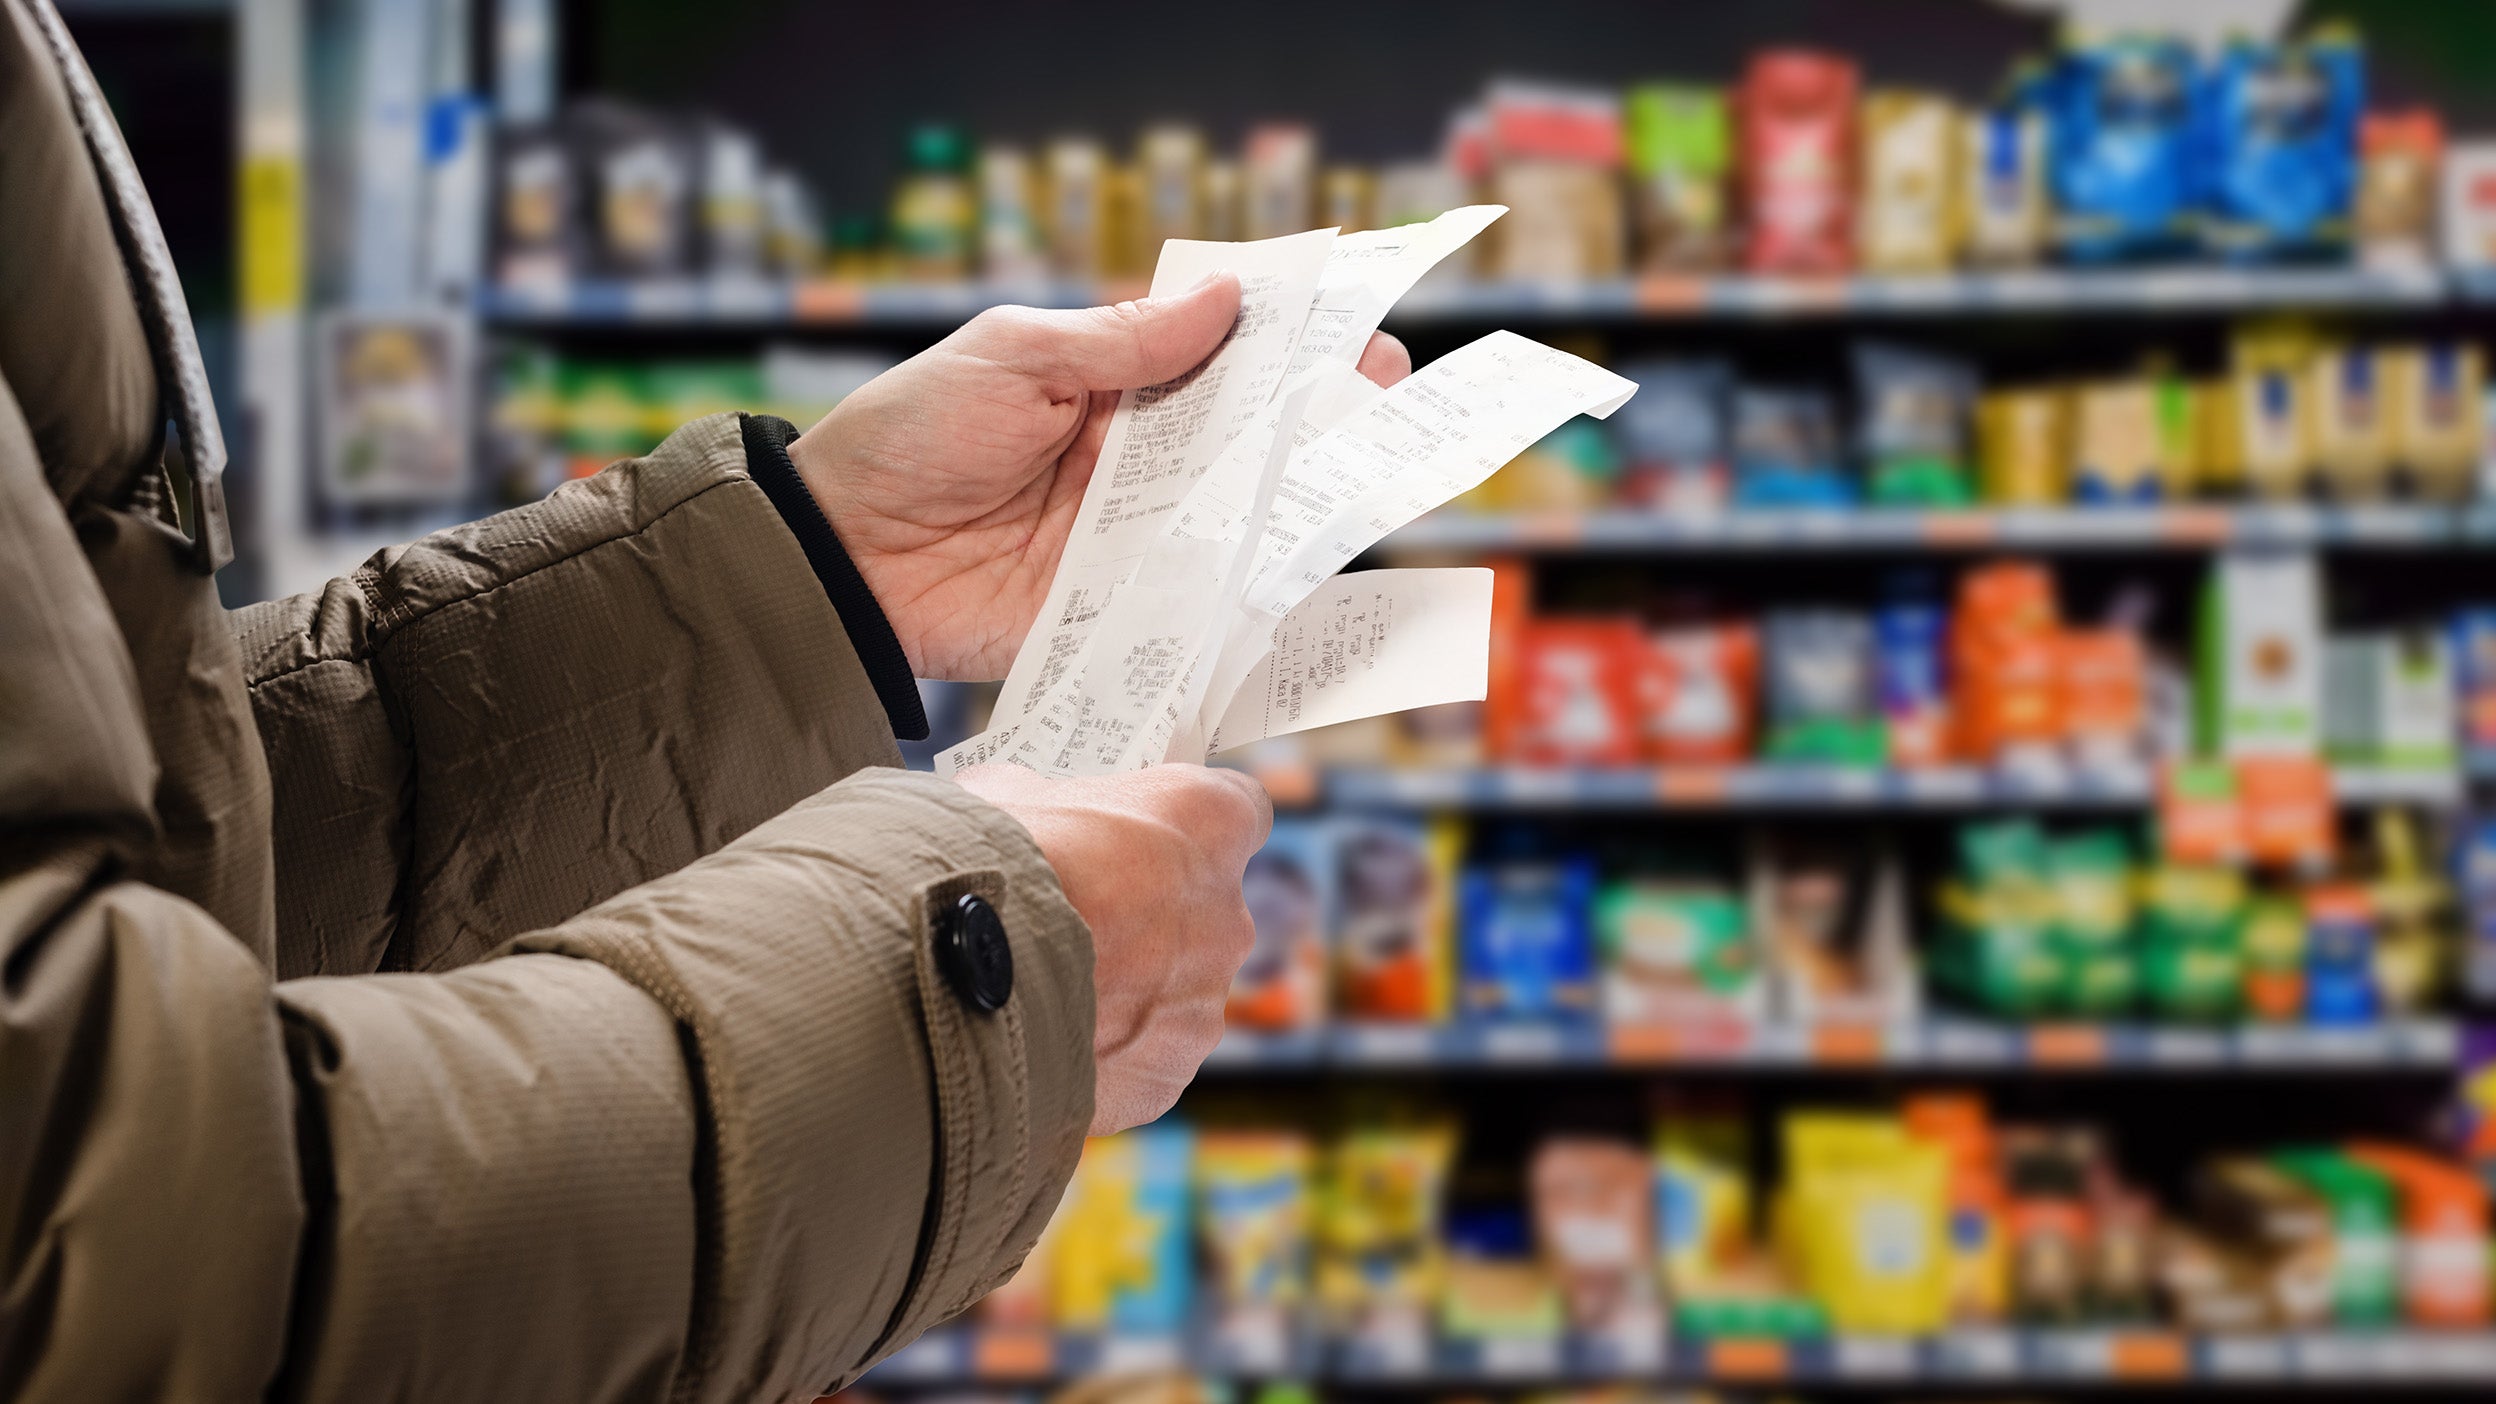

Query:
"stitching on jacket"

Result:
[[243, 465, 753, 692]]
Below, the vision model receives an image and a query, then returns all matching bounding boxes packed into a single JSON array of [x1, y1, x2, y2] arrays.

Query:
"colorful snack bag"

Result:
[[1654, 1110, 1752, 1298], [1875, 594, 1951, 768], [1625, 85, 1732, 270], [1198, 1132, 1316, 1333], [1459, 857, 1598, 1020], [1960, 100, 2049, 266], [2196, 31, 2363, 263], [1596, 877, 1759, 1024], [1762, 610, 1882, 765], [1319, 1124, 1457, 1334], [1332, 817, 1455, 1022], [1738, 49, 1859, 274], [1052, 1127, 1195, 1333], [2045, 36, 2197, 262], [1508, 620, 1646, 766], [1733, 386, 1849, 507], [2068, 379, 2164, 504], [1532, 1137, 1658, 1334], [2309, 344, 2391, 502], [1976, 388, 2068, 505], [1855, 342, 1978, 506], [1858, 90, 1960, 273], [2386, 342, 2485, 502], [2357, 110, 2442, 270], [1229, 822, 1333, 1033], [1638, 621, 1759, 764], [1612, 358, 1733, 513]]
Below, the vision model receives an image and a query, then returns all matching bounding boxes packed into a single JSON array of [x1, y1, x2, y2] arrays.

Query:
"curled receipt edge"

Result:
[[942, 206, 1641, 779]]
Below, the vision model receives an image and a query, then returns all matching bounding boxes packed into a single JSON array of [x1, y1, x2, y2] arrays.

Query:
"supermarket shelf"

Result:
[[1384, 504, 2475, 554], [479, 266, 2460, 330], [870, 1324, 2496, 1386], [1201, 1016, 2463, 1073], [1322, 763, 2464, 811]]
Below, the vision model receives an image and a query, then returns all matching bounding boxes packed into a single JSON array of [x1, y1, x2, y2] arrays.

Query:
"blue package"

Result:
[[2305, 899, 2378, 1025], [1100, 1123, 1196, 1332], [1732, 386, 1852, 508], [2451, 608, 2496, 747], [1459, 858, 1597, 1021], [2195, 32, 2363, 262], [1874, 601, 1948, 723], [2047, 36, 2198, 263]]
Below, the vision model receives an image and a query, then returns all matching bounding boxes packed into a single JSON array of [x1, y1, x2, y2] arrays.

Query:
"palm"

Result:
[[801, 343, 1120, 679]]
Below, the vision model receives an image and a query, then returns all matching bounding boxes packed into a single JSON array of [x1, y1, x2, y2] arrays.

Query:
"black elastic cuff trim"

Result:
[[740, 413, 929, 741]]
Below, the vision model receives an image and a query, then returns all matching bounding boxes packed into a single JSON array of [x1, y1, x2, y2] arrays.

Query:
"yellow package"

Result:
[[1105, 164, 1147, 279], [2068, 379, 2164, 503], [2192, 377, 2245, 493], [1859, 91, 1961, 273], [1780, 1112, 1951, 1335], [1197, 1132, 1315, 1317], [2229, 326, 2317, 499], [1321, 165, 1374, 235], [1319, 1124, 1457, 1327], [1976, 388, 2066, 504], [2386, 343, 2487, 501], [1958, 105, 2048, 266], [1655, 1116, 1751, 1297], [2308, 344, 2392, 502]]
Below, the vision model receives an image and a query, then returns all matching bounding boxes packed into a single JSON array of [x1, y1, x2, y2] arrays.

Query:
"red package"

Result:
[[1738, 49, 1859, 274], [1639, 623, 1759, 763], [1505, 619, 1646, 766]]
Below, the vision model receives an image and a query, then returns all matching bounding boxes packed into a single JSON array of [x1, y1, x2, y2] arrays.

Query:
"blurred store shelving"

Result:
[[70, 0, 2496, 1396]]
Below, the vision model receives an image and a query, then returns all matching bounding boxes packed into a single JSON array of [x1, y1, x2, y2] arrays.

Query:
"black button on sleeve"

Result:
[[937, 893, 1014, 1013]]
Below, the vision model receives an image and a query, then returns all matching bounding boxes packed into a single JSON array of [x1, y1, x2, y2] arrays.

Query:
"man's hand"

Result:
[[952, 762, 1271, 1135], [788, 277, 1413, 679]]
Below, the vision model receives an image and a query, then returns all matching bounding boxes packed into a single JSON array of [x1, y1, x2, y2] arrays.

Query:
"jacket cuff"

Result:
[[506, 767, 1093, 1398], [740, 413, 927, 741]]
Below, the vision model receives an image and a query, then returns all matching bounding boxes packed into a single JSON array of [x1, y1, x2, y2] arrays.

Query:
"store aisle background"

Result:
[[56, 0, 2496, 1398]]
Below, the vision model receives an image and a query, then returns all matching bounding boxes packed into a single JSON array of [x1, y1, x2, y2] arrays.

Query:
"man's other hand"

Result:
[[789, 277, 1413, 680], [951, 762, 1271, 1134]]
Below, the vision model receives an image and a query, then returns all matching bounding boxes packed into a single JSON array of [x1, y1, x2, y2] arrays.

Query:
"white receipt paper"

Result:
[[941, 207, 1639, 779]]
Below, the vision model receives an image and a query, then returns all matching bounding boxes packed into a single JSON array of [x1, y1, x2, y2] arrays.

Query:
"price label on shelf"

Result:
[[1703, 1337, 1788, 1379], [1098, 1335, 1183, 1375], [1833, 1336, 1917, 1378], [970, 1329, 1054, 1377], [1936, 1330, 2022, 1378], [1481, 1023, 1567, 1064], [1476, 1334, 1561, 1378], [2205, 1335, 2289, 1378]]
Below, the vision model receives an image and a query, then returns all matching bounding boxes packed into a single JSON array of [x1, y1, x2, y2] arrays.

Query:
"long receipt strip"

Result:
[[941, 207, 1638, 778]]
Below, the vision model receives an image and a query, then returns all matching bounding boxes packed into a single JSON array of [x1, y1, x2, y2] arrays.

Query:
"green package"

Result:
[[2269, 1149, 2400, 1327]]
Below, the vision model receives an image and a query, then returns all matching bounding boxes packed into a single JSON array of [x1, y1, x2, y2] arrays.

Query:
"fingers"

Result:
[[1356, 331, 1413, 388], [989, 272, 1244, 397]]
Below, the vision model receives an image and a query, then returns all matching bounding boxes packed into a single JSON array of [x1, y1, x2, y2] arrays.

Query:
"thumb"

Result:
[[1012, 272, 1243, 395]]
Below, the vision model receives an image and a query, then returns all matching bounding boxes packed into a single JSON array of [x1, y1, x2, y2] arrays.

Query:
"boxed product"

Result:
[[2138, 864, 2247, 1021], [2441, 139, 2496, 270], [1752, 831, 1918, 1023], [1459, 857, 1599, 1020], [2196, 32, 2364, 262], [1737, 50, 1859, 274], [978, 145, 1046, 280], [1959, 101, 2049, 266], [2324, 631, 2457, 767], [1732, 386, 1848, 507], [1952, 562, 2062, 766], [2046, 36, 2198, 262], [1638, 622, 1759, 763], [1137, 124, 1209, 250], [890, 123, 976, 280], [1877, 593, 1952, 768], [1504, 619, 1645, 766], [2197, 552, 2323, 760], [571, 101, 696, 279], [1857, 90, 1960, 273], [1855, 342, 1977, 506], [1761, 610, 1883, 764], [1612, 358, 1733, 512], [1484, 82, 1626, 281], [2385, 342, 2485, 501], [1531, 1137, 1659, 1335], [1332, 817, 1456, 1022], [1319, 1124, 1457, 1335], [1935, 819, 2070, 1019], [1230, 822, 1333, 1032], [1052, 1128, 1195, 1333], [1778, 1112, 1951, 1335], [2357, 110, 2442, 270], [494, 124, 579, 287], [1976, 387, 2068, 505], [1197, 1132, 1316, 1339], [1596, 875, 1761, 1025], [1625, 85, 1731, 270], [2310, 344, 2392, 502]]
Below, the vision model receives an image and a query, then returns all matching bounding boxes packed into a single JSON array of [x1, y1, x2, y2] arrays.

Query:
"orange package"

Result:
[[2237, 756, 2335, 871], [1639, 622, 1760, 763], [1504, 619, 1647, 766], [2344, 1143, 2492, 1328], [1952, 562, 2063, 760], [2057, 629, 2145, 756]]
